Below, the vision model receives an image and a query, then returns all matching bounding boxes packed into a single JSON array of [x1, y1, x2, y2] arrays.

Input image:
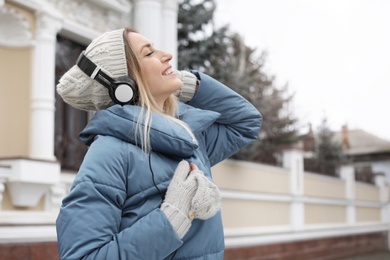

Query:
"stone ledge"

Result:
[[0, 158, 60, 208]]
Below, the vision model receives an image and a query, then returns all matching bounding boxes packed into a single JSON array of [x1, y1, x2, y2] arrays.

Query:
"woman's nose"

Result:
[[161, 51, 172, 62]]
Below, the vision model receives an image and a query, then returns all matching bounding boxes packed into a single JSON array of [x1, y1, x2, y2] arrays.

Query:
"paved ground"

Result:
[[341, 251, 390, 260]]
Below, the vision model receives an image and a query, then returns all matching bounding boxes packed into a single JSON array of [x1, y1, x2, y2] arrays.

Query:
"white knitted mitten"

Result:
[[191, 173, 221, 220], [161, 160, 198, 238], [162, 161, 222, 238], [174, 70, 198, 103]]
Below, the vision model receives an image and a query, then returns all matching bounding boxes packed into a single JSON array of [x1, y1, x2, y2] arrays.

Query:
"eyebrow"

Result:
[[140, 43, 153, 53]]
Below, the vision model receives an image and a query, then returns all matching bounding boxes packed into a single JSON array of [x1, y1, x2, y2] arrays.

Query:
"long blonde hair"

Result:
[[123, 28, 196, 152]]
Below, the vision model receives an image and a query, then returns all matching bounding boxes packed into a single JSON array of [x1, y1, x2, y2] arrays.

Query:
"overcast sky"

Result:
[[214, 0, 390, 141]]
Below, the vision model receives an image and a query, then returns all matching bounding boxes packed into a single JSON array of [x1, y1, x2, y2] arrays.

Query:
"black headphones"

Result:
[[76, 51, 139, 105]]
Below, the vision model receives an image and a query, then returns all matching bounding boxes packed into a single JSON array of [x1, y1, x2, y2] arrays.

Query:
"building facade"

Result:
[[0, 0, 179, 258]]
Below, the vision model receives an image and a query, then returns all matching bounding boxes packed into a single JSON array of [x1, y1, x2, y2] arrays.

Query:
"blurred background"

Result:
[[0, 0, 389, 259], [214, 0, 390, 143]]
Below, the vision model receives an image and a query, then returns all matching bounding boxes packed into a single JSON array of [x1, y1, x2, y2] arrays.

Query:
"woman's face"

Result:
[[127, 32, 181, 105]]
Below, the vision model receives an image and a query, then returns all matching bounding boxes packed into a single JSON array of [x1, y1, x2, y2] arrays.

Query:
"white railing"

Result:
[[212, 150, 390, 249]]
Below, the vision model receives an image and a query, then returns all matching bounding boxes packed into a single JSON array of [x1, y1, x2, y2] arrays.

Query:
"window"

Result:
[[355, 165, 374, 184], [55, 35, 89, 172]]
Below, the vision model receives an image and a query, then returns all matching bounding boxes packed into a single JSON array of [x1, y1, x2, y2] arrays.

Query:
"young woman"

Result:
[[56, 28, 262, 259]]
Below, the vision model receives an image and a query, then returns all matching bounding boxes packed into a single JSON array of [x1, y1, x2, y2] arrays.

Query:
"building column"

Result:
[[30, 11, 62, 160], [162, 0, 179, 68], [132, 0, 162, 47], [0, 171, 7, 210], [340, 165, 356, 226], [283, 149, 305, 231], [374, 175, 389, 223]]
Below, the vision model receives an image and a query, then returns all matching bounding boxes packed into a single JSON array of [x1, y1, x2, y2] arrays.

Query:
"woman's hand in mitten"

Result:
[[189, 163, 221, 220], [174, 70, 198, 103], [161, 160, 198, 238]]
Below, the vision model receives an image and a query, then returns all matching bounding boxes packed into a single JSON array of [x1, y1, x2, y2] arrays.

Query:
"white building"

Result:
[[0, 0, 179, 257]]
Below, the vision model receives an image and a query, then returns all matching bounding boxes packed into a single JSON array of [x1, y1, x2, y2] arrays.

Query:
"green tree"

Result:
[[304, 118, 343, 176], [178, 0, 298, 163], [315, 118, 343, 162], [178, 0, 228, 71]]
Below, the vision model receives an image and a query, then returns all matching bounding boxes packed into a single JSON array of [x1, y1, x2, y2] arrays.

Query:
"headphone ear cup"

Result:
[[115, 84, 134, 103], [111, 76, 139, 105]]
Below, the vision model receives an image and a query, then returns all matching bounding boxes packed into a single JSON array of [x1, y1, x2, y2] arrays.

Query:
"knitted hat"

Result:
[[57, 29, 128, 111]]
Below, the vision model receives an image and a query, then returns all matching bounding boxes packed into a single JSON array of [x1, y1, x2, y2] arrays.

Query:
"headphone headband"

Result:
[[76, 51, 115, 89], [76, 51, 138, 105]]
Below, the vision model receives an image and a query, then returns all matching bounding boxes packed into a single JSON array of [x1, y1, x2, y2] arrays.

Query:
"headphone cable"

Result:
[[148, 153, 165, 201]]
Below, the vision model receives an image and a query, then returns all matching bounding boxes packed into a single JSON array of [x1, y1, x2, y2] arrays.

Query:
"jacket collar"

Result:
[[80, 104, 220, 158]]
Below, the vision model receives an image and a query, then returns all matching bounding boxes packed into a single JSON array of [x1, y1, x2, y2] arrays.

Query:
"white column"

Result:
[[283, 149, 304, 195], [162, 0, 179, 68], [0, 179, 5, 210], [0, 164, 11, 210], [340, 165, 356, 226], [283, 149, 305, 231], [30, 12, 62, 160], [374, 175, 389, 223], [132, 0, 162, 47]]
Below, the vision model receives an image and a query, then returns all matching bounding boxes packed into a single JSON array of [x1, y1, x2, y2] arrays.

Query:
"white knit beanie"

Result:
[[57, 29, 128, 111]]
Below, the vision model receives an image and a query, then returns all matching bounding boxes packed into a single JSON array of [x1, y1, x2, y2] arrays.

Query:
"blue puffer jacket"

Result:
[[56, 71, 262, 260]]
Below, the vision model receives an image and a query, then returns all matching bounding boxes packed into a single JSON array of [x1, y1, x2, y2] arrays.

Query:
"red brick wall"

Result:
[[0, 232, 387, 260], [0, 242, 58, 260], [224, 232, 389, 260]]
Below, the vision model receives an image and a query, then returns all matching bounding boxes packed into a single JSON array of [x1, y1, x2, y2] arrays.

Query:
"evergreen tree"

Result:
[[306, 118, 343, 176], [177, 0, 298, 163], [178, 0, 229, 72], [315, 118, 343, 162]]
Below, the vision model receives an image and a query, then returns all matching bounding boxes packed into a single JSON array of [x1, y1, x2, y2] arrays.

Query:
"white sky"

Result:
[[214, 0, 390, 141]]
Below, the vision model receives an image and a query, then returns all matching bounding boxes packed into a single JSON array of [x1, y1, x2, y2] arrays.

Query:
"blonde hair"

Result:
[[123, 28, 196, 152]]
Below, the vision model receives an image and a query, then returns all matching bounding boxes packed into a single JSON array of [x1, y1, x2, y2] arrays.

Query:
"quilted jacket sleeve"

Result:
[[56, 136, 182, 260], [188, 71, 262, 166]]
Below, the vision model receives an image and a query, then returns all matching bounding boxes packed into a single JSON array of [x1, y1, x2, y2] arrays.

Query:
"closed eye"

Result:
[[146, 51, 154, 57]]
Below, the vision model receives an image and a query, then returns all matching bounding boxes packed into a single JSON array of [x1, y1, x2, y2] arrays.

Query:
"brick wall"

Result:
[[0, 242, 58, 260], [0, 232, 387, 260], [224, 232, 389, 260]]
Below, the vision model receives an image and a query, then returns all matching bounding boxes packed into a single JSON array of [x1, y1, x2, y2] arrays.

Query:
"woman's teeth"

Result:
[[163, 69, 173, 75]]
